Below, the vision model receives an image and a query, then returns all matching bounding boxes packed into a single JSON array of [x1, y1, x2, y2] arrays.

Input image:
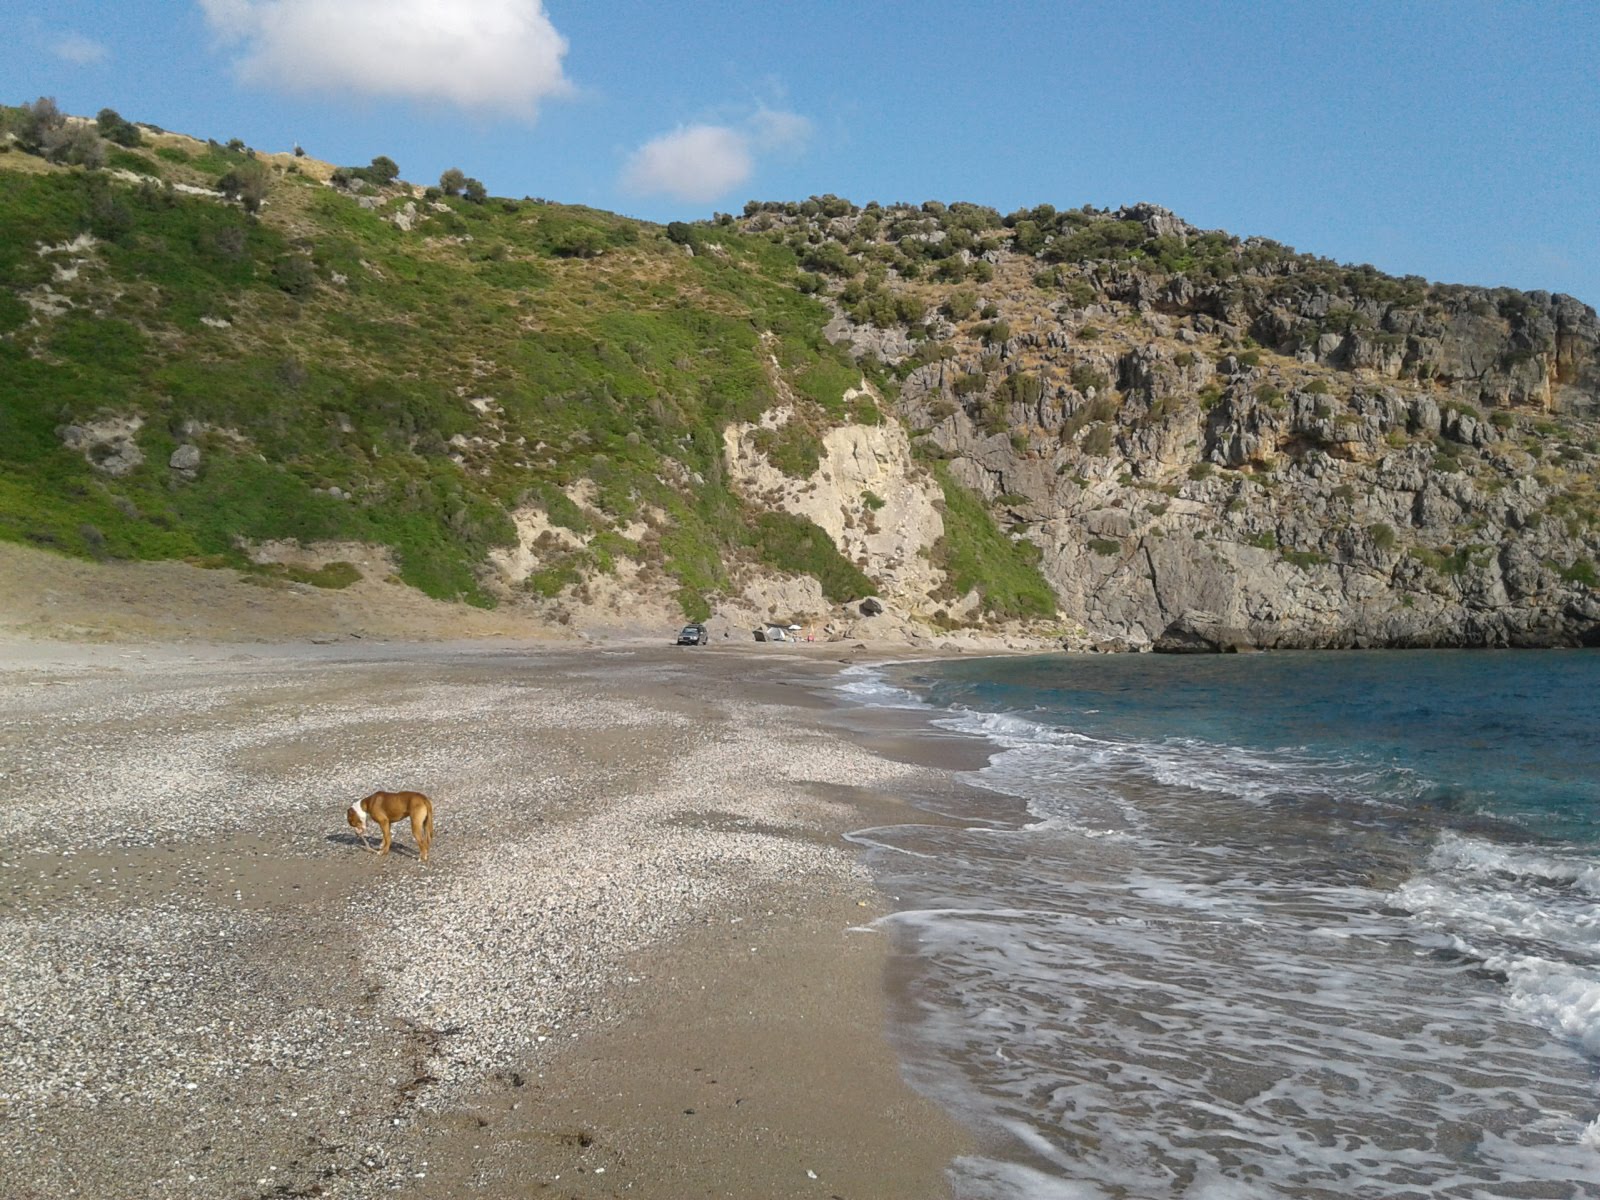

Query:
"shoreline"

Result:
[[0, 637, 994, 1199]]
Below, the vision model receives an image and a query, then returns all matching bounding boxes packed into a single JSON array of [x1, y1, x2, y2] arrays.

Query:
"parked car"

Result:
[[677, 623, 709, 645]]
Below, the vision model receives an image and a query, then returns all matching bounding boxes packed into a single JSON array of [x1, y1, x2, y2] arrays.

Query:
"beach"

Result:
[[0, 636, 982, 1199]]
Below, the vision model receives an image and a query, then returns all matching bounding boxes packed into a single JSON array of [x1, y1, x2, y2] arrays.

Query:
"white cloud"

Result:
[[622, 125, 753, 204], [198, 0, 570, 117], [621, 109, 810, 204], [53, 34, 110, 66], [748, 107, 811, 153]]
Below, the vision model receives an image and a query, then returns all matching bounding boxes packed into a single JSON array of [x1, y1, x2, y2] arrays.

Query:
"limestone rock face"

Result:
[[807, 201, 1600, 648], [723, 391, 946, 608]]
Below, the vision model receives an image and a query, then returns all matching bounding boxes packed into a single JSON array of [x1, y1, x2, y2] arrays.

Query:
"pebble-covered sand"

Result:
[[0, 642, 961, 1198]]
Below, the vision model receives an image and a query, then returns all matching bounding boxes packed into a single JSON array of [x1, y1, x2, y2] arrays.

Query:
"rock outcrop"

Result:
[[765, 200, 1600, 649], [723, 390, 947, 607], [1153, 610, 1253, 653]]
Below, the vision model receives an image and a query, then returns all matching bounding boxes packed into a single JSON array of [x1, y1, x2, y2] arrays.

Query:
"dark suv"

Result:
[[676, 623, 709, 645]]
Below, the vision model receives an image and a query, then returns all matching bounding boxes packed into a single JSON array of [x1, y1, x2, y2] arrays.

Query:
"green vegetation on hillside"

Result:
[[929, 463, 1058, 620], [0, 108, 1056, 623]]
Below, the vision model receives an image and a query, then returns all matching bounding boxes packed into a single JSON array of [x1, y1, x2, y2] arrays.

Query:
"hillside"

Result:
[[4, 102, 1600, 649]]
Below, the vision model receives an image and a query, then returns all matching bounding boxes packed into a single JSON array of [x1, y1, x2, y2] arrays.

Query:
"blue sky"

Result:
[[6, 1, 1597, 304]]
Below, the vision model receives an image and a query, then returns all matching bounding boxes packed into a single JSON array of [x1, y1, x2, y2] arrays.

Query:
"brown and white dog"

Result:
[[347, 790, 434, 862]]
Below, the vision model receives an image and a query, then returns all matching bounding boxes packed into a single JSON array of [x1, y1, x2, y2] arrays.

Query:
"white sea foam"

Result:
[[833, 663, 928, 708], [936, 706, 1420, 820], [948, 1155, 1110, 1200], [1392, 831, 1600, 1065], [845, 662, 1600, 1197], [1426, 830, 1600, 896]]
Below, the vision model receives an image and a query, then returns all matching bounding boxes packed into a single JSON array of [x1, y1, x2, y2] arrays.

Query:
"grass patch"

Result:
[[930, 463, 1057, 619], [749, 511, 874, 602]]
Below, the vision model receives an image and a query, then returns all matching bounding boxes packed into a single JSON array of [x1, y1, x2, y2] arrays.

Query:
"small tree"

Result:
[[550, 226, 605, 258], [462, 177, 487, 203], [41, 123, 107, 170], [273, 253, 317, 297], [218, 159, 271, 213], [941, 289, 978, 320], [439, 167, 466, 196], [17, 96, 65, 154], [368, 155, 399, 184], [92, 107, 141, 147]]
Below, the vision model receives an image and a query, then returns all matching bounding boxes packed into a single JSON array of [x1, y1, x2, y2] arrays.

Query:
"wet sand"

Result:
[[0, 638, 987, 1199]]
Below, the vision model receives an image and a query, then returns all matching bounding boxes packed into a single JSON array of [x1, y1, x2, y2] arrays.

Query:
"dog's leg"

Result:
[[377, 818, 392, 857], [416, 807, 431, 863]]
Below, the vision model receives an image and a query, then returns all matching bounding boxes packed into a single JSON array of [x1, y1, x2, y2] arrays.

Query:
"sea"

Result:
[[838, 650, 1600, 1199]]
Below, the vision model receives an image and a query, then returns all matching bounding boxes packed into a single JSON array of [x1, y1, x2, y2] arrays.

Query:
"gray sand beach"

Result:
[[0, 636, 984, 1198]]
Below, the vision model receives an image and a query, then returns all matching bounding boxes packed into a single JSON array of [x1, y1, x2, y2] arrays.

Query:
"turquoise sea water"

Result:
[[841, 651, 1600, 1199]]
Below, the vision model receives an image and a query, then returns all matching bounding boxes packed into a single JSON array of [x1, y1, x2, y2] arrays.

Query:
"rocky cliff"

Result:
[[744, 200, 1600, 648]]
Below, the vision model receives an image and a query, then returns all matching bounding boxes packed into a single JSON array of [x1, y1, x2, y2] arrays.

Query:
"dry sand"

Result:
[[0, 627, 992, 1199], [0, 540, 561, 646]]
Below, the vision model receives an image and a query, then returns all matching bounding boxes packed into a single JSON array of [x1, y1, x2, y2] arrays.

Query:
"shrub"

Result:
[[277, 560, 361, 588], [1071, 364, 1110, 394], [1088, 537, 1121, 556], [15, 96, 65, 154], [952, 370, 987, 397], [980, 319, 1011, 345], [1282, 549, 1328, 569], [549, 225, 606, 258], [272, 253, 317, 296], [1188, 461, 1214, 481], [1255, 384, 1284, 408], [95, 108, 142, 147], [942, 289, 978, 321], [1080, 422, 1115, 456], [56, 124, 108, 169], [1409, 545, 1475, 576], [462, 178, 487, 204], [997, 372, 1043, 407], [1560, 558, 1599, 587], [217, 160, 271, 213], [751, 421, 822, 478], [439, 167, 467, 196], [749, 511, 874, 602]]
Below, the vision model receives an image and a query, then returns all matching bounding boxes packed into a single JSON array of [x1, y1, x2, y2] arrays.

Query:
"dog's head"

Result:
[[346, 800, 367, 830]]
